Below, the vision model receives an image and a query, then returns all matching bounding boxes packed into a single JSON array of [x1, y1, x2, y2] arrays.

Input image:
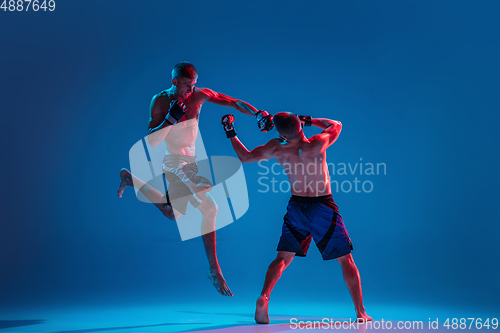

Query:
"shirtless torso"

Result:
[[146, 75, 262, 154], [148, 87, 207, 156]]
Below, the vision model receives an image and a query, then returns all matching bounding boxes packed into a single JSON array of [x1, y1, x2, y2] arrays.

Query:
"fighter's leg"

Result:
[[196, 191, 233, 297], [255, 251, 295, 324], [336, 253, 371, 322], [117, 168, 180, 220]]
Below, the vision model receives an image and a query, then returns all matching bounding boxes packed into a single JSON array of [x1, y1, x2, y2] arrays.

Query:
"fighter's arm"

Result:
[[199, 87, 258, 116], [308, 118, 343, 149], [230, 137, 280, 164], [147, 95, 170, 147], [147, 95, 186, 147]]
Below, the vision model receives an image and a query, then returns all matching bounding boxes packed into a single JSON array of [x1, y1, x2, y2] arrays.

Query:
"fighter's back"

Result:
[[272, 136, 332, 197]]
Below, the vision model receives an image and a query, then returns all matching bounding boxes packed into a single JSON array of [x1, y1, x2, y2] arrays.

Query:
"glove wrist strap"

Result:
[[226, 129, 237, 138], [165, 114, 178, 125], [300, 115, 312, 127]]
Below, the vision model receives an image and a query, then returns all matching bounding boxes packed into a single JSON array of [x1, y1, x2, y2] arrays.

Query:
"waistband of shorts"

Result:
[[289, 194, 333, 203], [163, 154, 197, 163]]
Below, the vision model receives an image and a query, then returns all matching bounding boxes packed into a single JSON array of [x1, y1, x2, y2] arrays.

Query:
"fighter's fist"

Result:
[[221, 114, 237, 138], [255, 110, 274, 132], [298, 115, 312, 127], [165, 100, 187, 125]]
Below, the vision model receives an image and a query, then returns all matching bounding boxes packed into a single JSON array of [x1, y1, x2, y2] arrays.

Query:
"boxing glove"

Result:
[[165, 100, 187, 125], [255, 110, 274, 132], [298, 115, 312, 127], [221, 114, 237, 138]]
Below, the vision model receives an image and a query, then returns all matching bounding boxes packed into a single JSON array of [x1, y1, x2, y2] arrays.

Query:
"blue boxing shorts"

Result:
[[276, 194, 353, 260]]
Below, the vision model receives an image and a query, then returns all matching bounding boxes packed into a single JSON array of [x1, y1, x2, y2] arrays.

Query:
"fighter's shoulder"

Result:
[[269, 137, 284, 145], [308, 133, 326, 142], [150, 91, 172, 112], [195, 87, 218, 100], [264, 138, 284, 152], [307, 134, 330, 150], [151, 90, 171, 103]]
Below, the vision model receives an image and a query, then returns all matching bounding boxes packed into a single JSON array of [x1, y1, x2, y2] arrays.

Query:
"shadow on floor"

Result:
[[0, 320, 45, 329], [57, 322, 210, 333]]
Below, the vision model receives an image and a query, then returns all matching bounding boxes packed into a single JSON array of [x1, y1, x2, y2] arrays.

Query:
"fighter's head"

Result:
[[273, 112, 303, 141], [171, 62, 198, 100]]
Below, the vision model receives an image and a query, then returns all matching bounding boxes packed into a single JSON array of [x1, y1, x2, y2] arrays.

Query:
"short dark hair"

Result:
[[171, 62, 198, 79], [273, 112, 302, 139]]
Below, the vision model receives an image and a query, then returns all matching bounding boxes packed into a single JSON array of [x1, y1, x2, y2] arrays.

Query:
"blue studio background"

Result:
[[1, 0, 499, 319]]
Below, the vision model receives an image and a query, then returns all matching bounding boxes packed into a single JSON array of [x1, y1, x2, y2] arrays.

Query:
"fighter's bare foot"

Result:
[[255, 295, 270, 324], [207, 268, 233, 297], [117, 168, 133, 198], [356, 313, 372, 323]]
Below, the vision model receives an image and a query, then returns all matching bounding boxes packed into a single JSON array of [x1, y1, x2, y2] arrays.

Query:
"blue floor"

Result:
[[1, 301, 497, 332]]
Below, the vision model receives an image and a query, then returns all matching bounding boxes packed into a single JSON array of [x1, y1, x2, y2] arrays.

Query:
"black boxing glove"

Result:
[[221, 114, 237, 138], [165, 100, 187, 125], [298, 115, 312, 127], [255, 110, 274, 132]]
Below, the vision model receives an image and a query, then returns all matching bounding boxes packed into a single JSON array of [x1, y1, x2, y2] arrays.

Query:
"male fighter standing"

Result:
[[221, 112, 371, 322], [117, 62, 273, 296]]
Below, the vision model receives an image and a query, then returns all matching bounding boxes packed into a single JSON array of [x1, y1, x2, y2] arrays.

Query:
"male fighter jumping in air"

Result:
[[117, 62, 273, 296], [221, 112, 371, 322]]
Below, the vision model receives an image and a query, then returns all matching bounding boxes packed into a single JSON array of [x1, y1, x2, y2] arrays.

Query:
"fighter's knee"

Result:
[[276, 252, 294, 266], [202, 201, 218, 216], [160, 203, 180, 220], [171, 210, 182, 220], [198, 195, 218, 216], [275, 257, 287, 267], [337, 253, 355, 268]]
